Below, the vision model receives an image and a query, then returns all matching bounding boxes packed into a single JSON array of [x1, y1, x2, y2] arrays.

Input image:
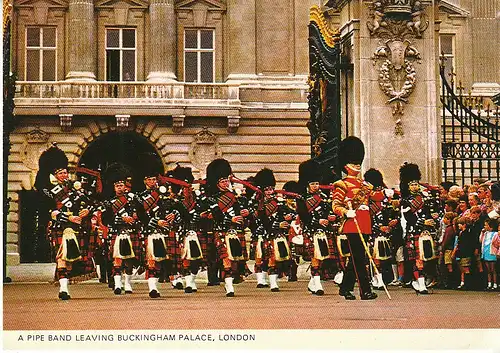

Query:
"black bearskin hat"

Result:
[[364, 168, 386, 189], [34, 144, 68, 191], [245, 176, 257, 199], [206, 158, 232, 187], [282, 180, 301, 197], [298, 159, 322, 187], [399, 162, 421, 197], [254, 168, 276, 189], [141, 153, 164, 179], [104, 162, 132, 187], [172, 165, 195, 183], [338, 136, 365, 172]]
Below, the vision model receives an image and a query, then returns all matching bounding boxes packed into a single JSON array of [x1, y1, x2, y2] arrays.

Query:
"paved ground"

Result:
[[4, 279, 500, 330]]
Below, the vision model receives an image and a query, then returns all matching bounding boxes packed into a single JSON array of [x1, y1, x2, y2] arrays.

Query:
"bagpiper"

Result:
[[399, 162, 439, 295], [205, 159, 250, 297], [137, 154, 167, 298], [297, 159, 334, 296], [101, 163, 145, 295], [332, 137, 383, 300], [281, 181, 302, 282], [34, 144, 97, 300]]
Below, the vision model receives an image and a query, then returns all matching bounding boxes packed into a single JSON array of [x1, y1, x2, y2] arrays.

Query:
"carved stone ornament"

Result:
[[21, 128, 51, 170], [188, 127, 222, 173], [367, 0, 427, 135]]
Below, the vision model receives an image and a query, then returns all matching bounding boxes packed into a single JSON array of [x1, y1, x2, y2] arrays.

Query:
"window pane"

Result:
[[200, 52, 213, 82], [106, 49, 120, 81], [440, 35, 453, 55], [42, 50, 56, 81], [122, 29, 135, 48], [43, 28, 56, 47], [122, 50, 135, 81], [107, 29, 119, 48], [185, 52, 198, 82], [26, 28, 40, 47], [185, 30, 197, 49], [200, 30, 213, 49], [26, 50, 40, 81]]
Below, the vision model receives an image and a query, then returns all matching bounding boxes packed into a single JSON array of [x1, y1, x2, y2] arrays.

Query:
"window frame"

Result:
[[183, 29, 215, 83], [25, 26, 57, 82], [105, 27, 137, 82]]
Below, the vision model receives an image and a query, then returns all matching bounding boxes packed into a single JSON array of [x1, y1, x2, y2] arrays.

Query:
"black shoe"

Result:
[[125, 290, 133, 294], [271, 287, 280, 292], [256, 283, 266, 288], [185, 287, 193, 293], [360, 292, 378, 300], [288, 277, 298, 282], [339, 291, 356, 300], [114, 288, 122, 295], [108, 282, 114, 289], [58, 292, 70, 300], [315, 289, 324, 296], [207, 282, 220, 286], [174, 282, 184, 290], [149, 290, 160, 298], [226, 292, 235, 297]]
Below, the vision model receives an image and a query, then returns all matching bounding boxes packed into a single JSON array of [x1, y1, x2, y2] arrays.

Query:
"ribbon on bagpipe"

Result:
[[157, 175, 206, 188], [274, 190, 302, 199], [74, 167, 103, 194], [230, 176, 263, 194]]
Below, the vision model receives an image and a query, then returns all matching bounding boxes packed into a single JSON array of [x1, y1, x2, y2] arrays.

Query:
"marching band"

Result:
[[34, 139, 500, 301]]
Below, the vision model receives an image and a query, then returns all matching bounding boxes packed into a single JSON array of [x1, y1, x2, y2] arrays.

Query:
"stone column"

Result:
[[147, 0, 177, 82], [66, 0, 96, 81]]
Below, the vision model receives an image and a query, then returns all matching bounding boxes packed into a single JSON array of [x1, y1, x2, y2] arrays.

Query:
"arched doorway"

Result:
[[79, 131, 164, 196]]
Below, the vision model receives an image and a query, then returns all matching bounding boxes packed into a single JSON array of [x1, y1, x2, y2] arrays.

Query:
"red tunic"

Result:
[[332, 176, 384, 234]]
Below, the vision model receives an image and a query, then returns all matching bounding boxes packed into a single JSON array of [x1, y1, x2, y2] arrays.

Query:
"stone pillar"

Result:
[[66, 0, 96, 81], [226, 0, 257, 81], [335, 1, 440, 187], [147, 0, 177, 82]]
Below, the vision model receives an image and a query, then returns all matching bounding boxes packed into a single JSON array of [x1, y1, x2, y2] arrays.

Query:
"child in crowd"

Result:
[[441, 212, 457, 288], [480, 218, 498, 290], [452, 217, 472, 289]]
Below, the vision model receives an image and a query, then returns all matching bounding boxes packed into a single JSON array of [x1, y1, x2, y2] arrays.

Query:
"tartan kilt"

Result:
[[214, 230, 248, 261], [50, 227, 95, 279], [404, 234, 420, 263], [109, 231, 142, 261], [165, 230, 183, 273], [198, 231, 213, 263], [250, 238, 270, 261], [303, 231, 336, 261]]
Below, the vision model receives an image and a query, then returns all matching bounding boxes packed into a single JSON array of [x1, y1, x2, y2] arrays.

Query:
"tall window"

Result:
[[440, 34, 455, 81], [106, 28, 136, 81], [184, 29, 214, 83], [26, 27, 56, 81]]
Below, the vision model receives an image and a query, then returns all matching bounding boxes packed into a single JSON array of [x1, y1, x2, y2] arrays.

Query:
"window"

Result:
[[106, 28, 136, 81], [26, 27, 56, 81], [184, 29, 214, 83], [440, 35, 455, 81]]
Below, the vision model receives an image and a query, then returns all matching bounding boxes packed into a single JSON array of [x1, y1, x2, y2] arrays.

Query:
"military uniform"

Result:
[[35, 144, 97, 300], [332, 137, 382, 300]]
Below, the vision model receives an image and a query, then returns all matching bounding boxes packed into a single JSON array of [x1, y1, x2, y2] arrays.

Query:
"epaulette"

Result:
[[333, 180, 347, 191]]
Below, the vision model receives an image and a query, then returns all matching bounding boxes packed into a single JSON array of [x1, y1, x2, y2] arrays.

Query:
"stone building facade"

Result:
[[5, 0, 500, 265]]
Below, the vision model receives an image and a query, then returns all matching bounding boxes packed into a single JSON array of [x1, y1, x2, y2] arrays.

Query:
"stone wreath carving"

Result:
[[367, 0, 427, 135]]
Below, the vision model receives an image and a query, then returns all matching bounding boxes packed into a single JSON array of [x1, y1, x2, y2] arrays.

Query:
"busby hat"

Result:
[[338, 136, 365, 172], [104, 162, 132, 186], [282, 180, 301, 198], [206, 158, 232, 187], [172, 165, 195, 184], [34, 144, 68, 190], [141, 153, 164, 179], [364, 168, 386, 188], [254, 168, 276, 189], [298, 159, 322, 187], [399, 162, 421, 185]]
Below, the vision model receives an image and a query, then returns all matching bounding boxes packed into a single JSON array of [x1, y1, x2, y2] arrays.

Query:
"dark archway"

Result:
[[79, 131, 164, 197]]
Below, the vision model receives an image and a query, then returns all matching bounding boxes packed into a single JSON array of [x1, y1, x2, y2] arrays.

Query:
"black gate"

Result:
[[440, 56, 500, 185], [307, 6, 352, 178]]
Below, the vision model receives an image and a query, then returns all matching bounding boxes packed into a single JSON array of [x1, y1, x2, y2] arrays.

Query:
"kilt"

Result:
[[50, 227, 95, 280], [444, 250, 454, 265], [165, 230, 183, 273], [110, 231, 142, 261], [404, 234, 424, 270], [303, 231, 336, 260], [214, 230, 248, 261], [250, 238, 270, 261], [198, 231, 213, 261]]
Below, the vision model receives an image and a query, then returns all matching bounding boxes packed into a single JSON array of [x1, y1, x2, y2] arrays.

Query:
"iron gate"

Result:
[[307, 6, 352, 178], [440, 57, 500, 185]]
